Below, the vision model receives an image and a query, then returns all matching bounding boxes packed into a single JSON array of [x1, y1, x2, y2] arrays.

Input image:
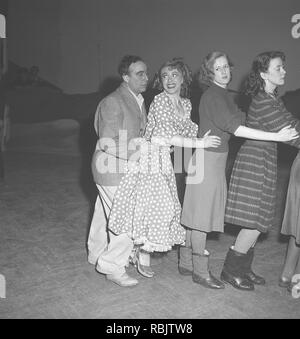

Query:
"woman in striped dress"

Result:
[[222, 51, 300, 291], [179, 51, 298, 290]]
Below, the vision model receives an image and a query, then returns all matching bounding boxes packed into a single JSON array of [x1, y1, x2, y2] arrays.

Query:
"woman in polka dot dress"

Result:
[[108, 58, 221, 276]]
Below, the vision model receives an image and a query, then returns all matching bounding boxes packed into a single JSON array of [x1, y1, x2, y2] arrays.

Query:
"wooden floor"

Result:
[[0, 150, 299, 319]]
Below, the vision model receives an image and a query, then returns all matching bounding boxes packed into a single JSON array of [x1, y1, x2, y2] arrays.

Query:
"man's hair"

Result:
[[118, 55, 144, 77]]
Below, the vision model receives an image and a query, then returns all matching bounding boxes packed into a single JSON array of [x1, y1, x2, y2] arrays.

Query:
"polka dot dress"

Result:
[[109, 91, 198, 252]]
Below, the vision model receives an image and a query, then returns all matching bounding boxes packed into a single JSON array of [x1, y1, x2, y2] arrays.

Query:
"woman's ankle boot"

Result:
[[244, 248, 266, 285], [178, 246, 193, 276], [221, 247, 254, 291], [192, 251, 225, 289]]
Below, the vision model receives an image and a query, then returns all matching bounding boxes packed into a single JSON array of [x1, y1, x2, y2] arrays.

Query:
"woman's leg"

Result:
[[281, 237, 300, 280], [135, 249, 155, 278], [178, 229, 193, 274], [285, 239, 300, 293], [295, 244, 300, 275], [191, 230, 224, 289], [191, 229, 206, 256], [185, 229, 192, 248], [221, 229, 262, 291], [234, 229, 261, 253]]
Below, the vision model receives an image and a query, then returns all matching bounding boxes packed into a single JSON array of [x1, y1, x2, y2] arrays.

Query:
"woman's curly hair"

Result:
[[153, 57, 193, 98], [244, 51, 285, 97], [198, 51, 234, 86]]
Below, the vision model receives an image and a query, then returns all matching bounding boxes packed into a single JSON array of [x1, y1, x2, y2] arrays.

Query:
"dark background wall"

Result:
[[6, 0, 300, 94], [0, 0, 8, 16]]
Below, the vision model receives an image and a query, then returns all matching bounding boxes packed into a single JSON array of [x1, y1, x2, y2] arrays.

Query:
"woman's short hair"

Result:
[[153, 57, 193, 98], [244, 51, 285, 97], [199, 51, 233, 85], [118, 55, 144, 77]]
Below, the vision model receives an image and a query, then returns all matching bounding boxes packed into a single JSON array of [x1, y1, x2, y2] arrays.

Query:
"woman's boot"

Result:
[[192, 250, 225, 289], [244, 248, 266, 285], [221, 247, 254, 291], [178, 246, 193, 275]]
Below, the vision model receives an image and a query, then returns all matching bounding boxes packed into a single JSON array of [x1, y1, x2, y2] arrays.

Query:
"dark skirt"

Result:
[[181, 150, 228, 232], [225, 140, 277, 233], [281, 151, 300, 245]]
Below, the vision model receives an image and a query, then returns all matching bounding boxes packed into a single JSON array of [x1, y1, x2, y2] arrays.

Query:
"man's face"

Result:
[[124, 61, 148, 95]]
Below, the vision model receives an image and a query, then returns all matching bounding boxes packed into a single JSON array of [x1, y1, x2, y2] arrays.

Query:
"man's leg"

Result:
[[87, 185, 116, 265], [88, 185, 137, 286], [97, 232, 134, 276]]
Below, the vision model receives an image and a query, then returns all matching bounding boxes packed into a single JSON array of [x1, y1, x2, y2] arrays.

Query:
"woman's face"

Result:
[[161, 66, 183, 96], [261, 57, 286, 89], [213, 56, 231, 87]]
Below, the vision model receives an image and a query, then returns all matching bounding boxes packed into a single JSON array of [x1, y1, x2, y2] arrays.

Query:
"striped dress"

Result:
[[225, 91, 300, 233]]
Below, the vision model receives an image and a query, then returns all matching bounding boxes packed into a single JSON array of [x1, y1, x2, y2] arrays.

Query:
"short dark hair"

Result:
[[244, 51, 286, 97], [117, 55, 144, 77], [153, 57, 193, 98]]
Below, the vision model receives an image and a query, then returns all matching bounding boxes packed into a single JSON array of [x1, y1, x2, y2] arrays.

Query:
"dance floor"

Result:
[[0, 146, 299, 319]]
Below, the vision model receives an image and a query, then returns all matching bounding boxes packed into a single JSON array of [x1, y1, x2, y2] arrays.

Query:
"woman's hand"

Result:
[[202, 130, 221, 148], [276, 125, 299, 142]]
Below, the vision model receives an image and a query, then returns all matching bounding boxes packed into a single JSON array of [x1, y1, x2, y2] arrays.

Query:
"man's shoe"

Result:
[[88, 258, 97, 266], [88, 253, 98, 266], [106, 272, 139, 287]]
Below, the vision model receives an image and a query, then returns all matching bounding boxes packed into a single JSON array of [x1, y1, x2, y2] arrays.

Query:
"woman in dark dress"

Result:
[[180, 51, 298, 290], [222, 51, 300, 291], [280, 151, 300, 294]]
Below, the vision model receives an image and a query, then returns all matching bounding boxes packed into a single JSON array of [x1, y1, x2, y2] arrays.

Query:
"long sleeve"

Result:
[[94, 94, 128, 160], [143, 101, 156, 141], [198, 86, 246, 152], [181, 100, 198, 138], [204, 90, 245, 134], [95, 96, 123, 140]]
